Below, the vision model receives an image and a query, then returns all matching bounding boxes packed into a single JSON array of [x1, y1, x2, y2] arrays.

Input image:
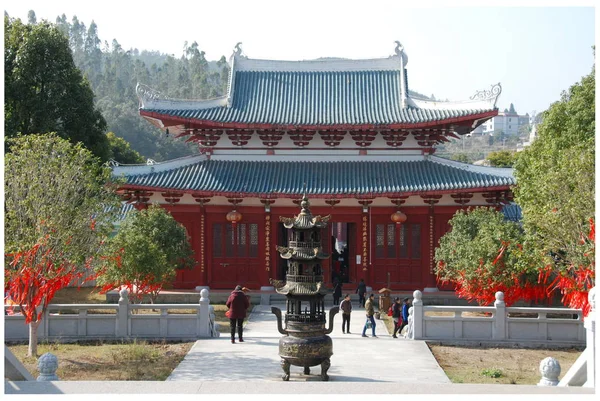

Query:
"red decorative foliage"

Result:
[[4, 236, 96, 324], [97, 248, 163, 303], [437, 219, 595, 317]]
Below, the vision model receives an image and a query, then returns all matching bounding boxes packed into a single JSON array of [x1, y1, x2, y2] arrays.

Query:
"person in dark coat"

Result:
[[398, 297, 411, 336], [340, 294, 352, 334], [356, 279, 367, 307], [226, 285, 250, 343], [333, 279, 343, 305], [392, 297, 402, 338]]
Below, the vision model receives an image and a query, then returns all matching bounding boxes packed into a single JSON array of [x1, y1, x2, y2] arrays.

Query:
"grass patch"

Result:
[[7, 340, 194, 381], [428, 344, 582, 385], [481, 368, 503, 378]]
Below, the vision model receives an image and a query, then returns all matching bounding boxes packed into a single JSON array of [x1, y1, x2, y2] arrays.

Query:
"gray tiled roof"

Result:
[[144, 70, 494, 126], [116, 158, 514, 195]]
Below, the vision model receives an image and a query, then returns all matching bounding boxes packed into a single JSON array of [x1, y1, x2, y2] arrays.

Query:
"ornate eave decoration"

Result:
[[470, 83, 502, 109]]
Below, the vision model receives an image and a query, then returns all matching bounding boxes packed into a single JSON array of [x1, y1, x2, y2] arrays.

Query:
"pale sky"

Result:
[[3, 0, 596, 115]]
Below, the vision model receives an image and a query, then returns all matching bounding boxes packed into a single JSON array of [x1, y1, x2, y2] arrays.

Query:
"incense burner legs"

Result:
[[281, 359, 291, 381], [321, 358, 331, 381]]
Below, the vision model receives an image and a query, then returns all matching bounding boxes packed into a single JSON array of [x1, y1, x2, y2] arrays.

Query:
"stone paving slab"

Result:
[[167, 304, 450, 383]]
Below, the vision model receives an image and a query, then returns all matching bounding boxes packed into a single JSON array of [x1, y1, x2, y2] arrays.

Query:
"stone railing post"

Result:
[[37, 353, 59, 381], [493, 291, 506, 340], [538, 357, 561, 386], [197, 289, 210, 337], [117, 288, 129, 338], [412, 290, 423, 340], [405, 307, 414, 339], [584, 287, 596, 388], [209, 305, 220, 337]]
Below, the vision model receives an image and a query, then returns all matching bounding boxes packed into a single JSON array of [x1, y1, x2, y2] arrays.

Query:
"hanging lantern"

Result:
[[391, 210, 407, 225], [226, 209, 242, 224]]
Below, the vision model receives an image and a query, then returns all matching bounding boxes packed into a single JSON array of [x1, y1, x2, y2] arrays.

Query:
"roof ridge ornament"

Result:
[[394, 41, 404, 56], [136, 82, 171, 109], [470, 83, 502, 108], [234, 42, 243, 57]]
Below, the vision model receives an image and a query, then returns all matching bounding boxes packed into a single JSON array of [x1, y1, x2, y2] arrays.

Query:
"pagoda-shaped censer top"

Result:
[[270, 192, 338, 381]]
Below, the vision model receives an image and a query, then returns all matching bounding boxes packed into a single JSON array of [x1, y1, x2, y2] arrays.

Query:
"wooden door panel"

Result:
[[371, 218, 425, 289], [209, 221, 261, 288]]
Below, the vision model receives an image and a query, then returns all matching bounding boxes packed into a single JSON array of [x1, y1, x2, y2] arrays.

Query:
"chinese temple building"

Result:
[[112, 41, 513, 292]]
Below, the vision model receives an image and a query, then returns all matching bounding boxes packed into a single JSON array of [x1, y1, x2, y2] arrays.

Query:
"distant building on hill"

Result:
[[470, 103, 530, 136]]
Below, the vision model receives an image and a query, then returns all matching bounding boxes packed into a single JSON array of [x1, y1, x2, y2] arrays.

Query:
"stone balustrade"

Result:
[[4, 288, 219, 342], [407, 290, 585, 347]]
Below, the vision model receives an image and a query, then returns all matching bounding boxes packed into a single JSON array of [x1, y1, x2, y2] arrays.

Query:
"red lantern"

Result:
[[226, 209, 243, 224], [390, 210, 407, 225]]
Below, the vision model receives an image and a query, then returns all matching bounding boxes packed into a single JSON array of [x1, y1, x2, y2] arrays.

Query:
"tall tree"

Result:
[[513, 62, 595, 274], [4, 134, 120, 356], [4, 16, 110, 160], [107, 132, 145, 164]]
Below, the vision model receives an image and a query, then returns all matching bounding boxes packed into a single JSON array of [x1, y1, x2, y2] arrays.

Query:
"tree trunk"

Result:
[[28, 320, 41, 357]]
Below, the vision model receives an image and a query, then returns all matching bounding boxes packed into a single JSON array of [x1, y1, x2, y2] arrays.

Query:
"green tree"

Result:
[[107, 132, 145, 164], [4, 16, 110, 160], [450, 153, 470, 163], [513, 63, 595, 274], [4, 134, 120, 356], [97, 205, 195, 304], [434, 208, 543, 306], [486, 150, 517, 167]]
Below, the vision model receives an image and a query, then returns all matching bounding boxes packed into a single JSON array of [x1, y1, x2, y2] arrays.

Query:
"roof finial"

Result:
[[234, 42, 243, 57], [300, 183, 310, 212], [394, 40, 404, 56]]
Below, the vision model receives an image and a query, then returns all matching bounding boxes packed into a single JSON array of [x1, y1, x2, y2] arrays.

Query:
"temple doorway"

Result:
[[325, 222, 355, 285]]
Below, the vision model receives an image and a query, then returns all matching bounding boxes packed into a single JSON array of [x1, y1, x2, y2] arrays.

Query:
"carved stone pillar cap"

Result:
[[413, 290, 422, 303], [494, 291, 505, 305], [118, 288, 129, 302], [37, 353, 59, 381], [538, 357, 561, 386]]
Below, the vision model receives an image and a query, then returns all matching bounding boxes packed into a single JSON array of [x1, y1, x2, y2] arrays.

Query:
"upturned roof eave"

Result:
[[139, 109, 499, 131], [115, 183, 514, 199]]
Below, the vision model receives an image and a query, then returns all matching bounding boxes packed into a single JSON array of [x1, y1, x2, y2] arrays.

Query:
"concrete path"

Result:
[[167, 304, 450, 383]]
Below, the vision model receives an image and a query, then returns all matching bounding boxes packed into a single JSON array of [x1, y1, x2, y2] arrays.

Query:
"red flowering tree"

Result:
[[96, 204, 195, 304], [4, 134, 120, 356], [435, 207, 547, 306]]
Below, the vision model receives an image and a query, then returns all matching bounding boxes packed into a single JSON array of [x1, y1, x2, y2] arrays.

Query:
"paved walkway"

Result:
[[167, 304, 451, 383]]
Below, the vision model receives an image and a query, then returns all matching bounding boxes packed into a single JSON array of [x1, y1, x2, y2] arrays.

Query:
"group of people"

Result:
[[337, 280, 411, 338], [226, 281, 411, 343]]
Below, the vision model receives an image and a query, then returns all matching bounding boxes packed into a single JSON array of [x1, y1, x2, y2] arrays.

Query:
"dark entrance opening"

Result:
[[278, 221, 355, 285], [326, 222, 354, 285]]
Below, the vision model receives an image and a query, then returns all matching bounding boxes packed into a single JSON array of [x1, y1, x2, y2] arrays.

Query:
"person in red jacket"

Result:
[[226, 285, 250, 343]]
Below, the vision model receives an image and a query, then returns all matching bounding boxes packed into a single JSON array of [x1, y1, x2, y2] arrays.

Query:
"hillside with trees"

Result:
[[7, 10, 230, 162]]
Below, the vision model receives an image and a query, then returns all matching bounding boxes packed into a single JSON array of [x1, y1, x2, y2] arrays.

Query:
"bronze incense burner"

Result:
[[270, 194, 338, 381]]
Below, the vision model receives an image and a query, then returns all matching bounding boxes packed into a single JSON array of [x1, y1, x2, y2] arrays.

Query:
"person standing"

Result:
[[361, 293, 377, 337], [356, 278, 367, 308], [226, 284, 250, 344], [333, 279, 343, 305], [340, 294, 352, 334], [398, 297, 411, 336], [392, 297, 402, 338]]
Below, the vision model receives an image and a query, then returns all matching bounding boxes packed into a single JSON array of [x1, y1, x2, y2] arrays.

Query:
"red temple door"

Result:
[[371, 217, 425, 289], [209, 220, 261, 288]]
